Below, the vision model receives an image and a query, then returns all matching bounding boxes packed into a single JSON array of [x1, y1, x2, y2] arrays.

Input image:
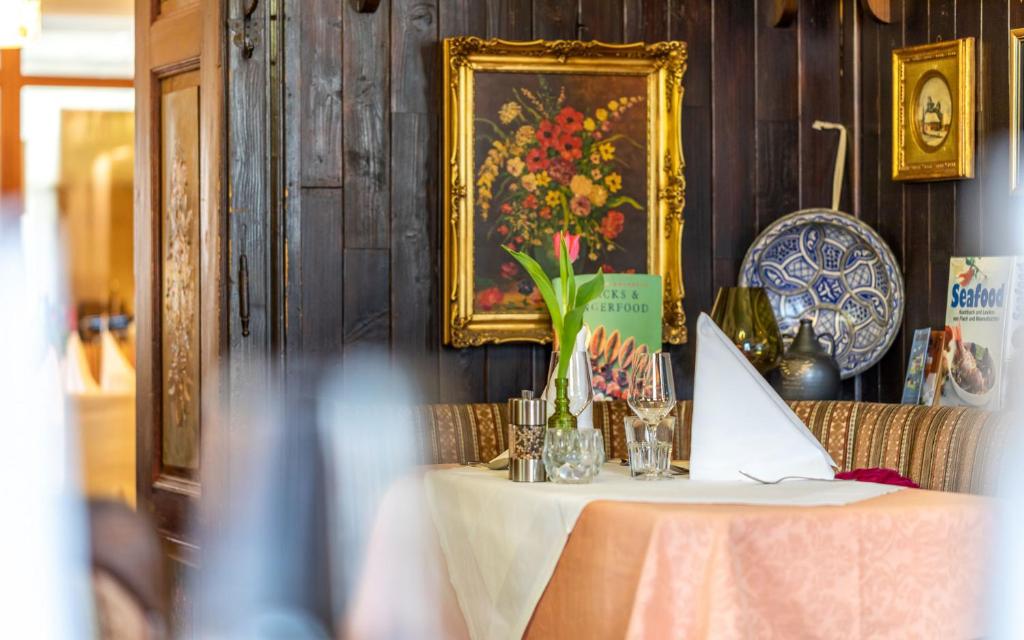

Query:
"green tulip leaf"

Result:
[[575, 270, 605, 309], [502, 245, 562, 341], [558, 307, 586, 380]]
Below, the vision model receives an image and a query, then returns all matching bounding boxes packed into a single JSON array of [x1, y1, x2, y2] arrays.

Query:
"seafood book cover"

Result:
[[562, 274, 663, 400], [940, 257, 1024, 410]]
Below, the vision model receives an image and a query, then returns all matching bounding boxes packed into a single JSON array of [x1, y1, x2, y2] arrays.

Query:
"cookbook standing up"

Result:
[[941, 257, 1024, 411]]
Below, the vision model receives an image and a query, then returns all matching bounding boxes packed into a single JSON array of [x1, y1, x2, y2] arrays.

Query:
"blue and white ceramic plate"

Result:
[[739, 208, 904, 379]]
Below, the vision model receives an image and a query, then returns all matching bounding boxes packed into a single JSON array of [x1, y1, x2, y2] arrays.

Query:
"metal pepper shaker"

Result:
[[508, 390, 547, 482]]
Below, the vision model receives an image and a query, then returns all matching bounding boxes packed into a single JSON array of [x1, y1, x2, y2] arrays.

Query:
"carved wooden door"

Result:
[[134, 0, 224, 568]]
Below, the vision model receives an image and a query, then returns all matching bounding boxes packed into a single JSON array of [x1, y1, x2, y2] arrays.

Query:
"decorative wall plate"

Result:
[[739, 208, 905, 379]]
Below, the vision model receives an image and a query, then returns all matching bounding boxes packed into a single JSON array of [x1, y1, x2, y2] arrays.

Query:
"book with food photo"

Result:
[[940, 256, 1024, 410], [567, 273, 663, 400]]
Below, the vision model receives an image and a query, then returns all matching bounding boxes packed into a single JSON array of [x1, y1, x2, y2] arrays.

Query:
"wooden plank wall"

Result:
[[278, 0, 1024, 404], [861, 0, 1024, 401]]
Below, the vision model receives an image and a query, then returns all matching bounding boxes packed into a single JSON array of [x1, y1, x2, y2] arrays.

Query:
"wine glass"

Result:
[[627, 352, 676, 479], [628, 352, 676, 425]]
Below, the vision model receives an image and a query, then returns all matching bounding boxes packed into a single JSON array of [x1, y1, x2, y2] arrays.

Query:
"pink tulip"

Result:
[[553, 231, 581, 263]]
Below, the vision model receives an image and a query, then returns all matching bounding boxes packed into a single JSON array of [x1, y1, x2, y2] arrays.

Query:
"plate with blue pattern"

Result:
[[739, 208, 904, 379]]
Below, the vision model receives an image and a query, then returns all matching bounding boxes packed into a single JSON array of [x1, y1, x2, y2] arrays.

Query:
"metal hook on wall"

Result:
[[812, 120, 848, 212], [353, 0, 381, 12], [232, 0, 259, 58]]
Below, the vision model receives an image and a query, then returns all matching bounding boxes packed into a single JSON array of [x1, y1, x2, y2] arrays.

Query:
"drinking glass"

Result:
[[542, 428, 604, 484], [624, 416, 674, 479], [626, 352, 676, 480]]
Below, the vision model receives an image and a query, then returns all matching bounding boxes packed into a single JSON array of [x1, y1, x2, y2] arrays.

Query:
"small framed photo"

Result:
[[892, 38, 975, 181], [1011, 28, 1024, 192]]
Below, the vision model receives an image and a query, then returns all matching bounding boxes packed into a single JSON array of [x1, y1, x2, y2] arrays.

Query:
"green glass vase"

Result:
[[547, 378, 577, 431]]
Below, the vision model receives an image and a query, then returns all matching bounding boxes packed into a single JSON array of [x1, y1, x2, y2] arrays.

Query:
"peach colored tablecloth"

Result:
[[525, 490, 991, 639]]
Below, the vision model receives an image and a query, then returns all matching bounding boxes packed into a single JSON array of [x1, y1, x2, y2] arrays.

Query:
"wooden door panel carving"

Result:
[[136, 0, 222, 586], [160, 76, 201, 472]]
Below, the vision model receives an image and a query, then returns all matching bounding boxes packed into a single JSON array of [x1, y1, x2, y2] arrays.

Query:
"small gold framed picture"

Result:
[[892, 38, 975, 181], [1010, 28, 1024, 192]]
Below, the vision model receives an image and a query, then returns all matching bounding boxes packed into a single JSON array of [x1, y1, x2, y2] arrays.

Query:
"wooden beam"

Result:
[[20, 75, 133, 88], [0, 48, 24, 214]]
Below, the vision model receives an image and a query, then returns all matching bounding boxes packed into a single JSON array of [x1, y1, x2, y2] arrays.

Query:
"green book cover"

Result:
[[555, 274, 663, 400]]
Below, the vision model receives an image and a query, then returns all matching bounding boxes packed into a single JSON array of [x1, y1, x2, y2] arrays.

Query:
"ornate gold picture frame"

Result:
[[1010, 28, 1024, 192], [442, 37, 687, 347], [892, 38, 975, 181]]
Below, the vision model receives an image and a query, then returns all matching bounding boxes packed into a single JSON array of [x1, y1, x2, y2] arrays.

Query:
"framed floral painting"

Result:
[[442, 38, 687, 347]]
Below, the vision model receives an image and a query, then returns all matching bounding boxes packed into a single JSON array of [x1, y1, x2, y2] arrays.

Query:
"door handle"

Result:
[[239, 249, 251, 338]]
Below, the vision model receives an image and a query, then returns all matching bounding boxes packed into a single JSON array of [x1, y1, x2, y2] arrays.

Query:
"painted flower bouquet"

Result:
[[476, 80, 642, 312], [504, 234, 604, 430]]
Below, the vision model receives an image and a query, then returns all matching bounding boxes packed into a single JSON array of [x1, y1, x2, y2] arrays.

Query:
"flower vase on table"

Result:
[[504, 230, 606, 484], [542, 376, 605, 484], [547, 378, 576, 431]]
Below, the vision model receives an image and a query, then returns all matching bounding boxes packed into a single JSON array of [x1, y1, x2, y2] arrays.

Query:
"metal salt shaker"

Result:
[[508, 390, 547, 482]]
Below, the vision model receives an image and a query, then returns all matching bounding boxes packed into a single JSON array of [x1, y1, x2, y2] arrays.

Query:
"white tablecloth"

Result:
[[424, 463, 902, 640], [68, 392, 135, 505]]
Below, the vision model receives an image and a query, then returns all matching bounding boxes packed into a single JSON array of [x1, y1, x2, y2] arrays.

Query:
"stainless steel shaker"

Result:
[[508, 390, 546, 482]]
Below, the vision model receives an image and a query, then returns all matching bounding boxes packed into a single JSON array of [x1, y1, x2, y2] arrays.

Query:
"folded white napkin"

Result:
[[99, 329, 135, 394], [690, 313, 836, 482], [64, 331, 99, 395]]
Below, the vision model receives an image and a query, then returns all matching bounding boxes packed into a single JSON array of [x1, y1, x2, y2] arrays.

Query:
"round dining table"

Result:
[[347, 465, 992, 640]]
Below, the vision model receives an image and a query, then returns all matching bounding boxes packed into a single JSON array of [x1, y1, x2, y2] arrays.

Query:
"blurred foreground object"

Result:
[[193, 352, 449, 638], [194, 363, 333, 638], [0, 220, 93, 637], [990, 350, 1024, 637], [318, 351, 451, 638], [88, 500, 166, 639]]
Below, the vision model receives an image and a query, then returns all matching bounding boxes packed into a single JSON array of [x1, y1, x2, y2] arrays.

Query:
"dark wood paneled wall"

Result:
[[860, 0, 1024, 401], [277, 0, 1024, 404]]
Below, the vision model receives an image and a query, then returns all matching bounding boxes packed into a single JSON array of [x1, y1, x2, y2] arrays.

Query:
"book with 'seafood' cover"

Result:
[[940, 257, 1024, 411], [563, 274, 663, 400]]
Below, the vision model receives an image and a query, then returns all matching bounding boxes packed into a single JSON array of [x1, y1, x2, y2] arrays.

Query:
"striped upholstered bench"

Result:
[[414, 401, 1010, 495]]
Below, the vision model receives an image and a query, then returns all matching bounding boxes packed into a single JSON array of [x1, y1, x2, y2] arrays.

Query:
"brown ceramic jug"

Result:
[[768, 319, 841, 401]]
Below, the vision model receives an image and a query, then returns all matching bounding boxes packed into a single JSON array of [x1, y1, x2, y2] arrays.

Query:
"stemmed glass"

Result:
[[626, 352, 676, 479]]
